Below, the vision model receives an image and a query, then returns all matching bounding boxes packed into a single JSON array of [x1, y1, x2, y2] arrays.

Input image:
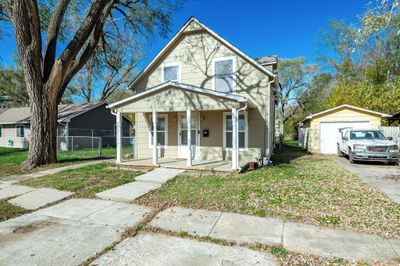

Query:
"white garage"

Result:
[[299, 104, 390, 154], [319, 121, 370, 154]]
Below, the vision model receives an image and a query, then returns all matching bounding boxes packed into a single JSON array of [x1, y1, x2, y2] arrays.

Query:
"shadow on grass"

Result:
[[58, 156, 114, 164], [0, 148, 28, 156], [272, 142, 309, 165]]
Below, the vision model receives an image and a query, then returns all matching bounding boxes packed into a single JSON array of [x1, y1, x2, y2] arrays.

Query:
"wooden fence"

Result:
[[298, 126, 311, 150], [380, 126, 400, 145]]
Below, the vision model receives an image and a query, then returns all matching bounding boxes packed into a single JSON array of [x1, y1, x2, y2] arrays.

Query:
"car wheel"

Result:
[[348, 149, 355, 163], [337, 145, 344, 157]]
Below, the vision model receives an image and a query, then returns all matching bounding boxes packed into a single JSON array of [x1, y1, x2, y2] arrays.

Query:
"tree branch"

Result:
[[42, 0, 71, 82]]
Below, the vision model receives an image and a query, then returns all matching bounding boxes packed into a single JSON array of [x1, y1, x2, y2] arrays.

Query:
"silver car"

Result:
[[337, 129, 399, 164]]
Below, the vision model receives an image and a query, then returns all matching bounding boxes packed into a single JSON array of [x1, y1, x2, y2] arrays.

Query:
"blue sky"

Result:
[[0, 0, 368, 69]]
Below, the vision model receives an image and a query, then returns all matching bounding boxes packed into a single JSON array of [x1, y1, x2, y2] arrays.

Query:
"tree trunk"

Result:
[[24, 84, 56, 169]]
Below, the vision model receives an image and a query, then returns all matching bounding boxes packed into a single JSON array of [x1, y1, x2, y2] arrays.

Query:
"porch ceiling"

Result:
[[109, 81, 255, 113]]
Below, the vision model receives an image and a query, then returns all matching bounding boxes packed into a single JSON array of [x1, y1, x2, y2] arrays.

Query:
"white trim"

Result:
[[222, 111, 248, 150], [212, 56, 237, 93], [161, 62, 181, 83], [148, 113, 168, 149], [178, 111, 200, 159], [301, 104, 391, 123], [127, 17, 275, 92], [109, 81, 247, 108], [15, 124, 25, 138]]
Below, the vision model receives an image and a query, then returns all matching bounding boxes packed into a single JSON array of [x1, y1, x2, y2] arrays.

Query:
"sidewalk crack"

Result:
[[207, 212, 223, 237]]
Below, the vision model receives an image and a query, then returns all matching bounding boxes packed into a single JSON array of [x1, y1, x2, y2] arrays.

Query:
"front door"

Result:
[[178, 112, 199, 159]]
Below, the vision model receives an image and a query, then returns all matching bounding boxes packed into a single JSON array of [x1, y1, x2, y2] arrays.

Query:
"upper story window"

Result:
[[162, 63, 181, 82], [16, 125, 25, 138], [213, 57, 236, 93]]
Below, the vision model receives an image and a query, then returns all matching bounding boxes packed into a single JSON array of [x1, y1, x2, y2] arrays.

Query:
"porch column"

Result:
[[231, 108, 238, 170], [116, 111, 122, 163], [152, 110, 158, 164], [186, 109, 192, 166]]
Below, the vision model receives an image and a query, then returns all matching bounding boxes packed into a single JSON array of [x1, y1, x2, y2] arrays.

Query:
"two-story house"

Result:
[[109, 17, 278, 170]]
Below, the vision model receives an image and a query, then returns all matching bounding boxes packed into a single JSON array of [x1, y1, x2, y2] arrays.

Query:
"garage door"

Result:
[[320, 121, 370, 154]]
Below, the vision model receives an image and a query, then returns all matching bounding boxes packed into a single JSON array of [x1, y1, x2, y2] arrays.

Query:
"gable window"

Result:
[[223, 112, 247, 149], [162, 63, 180, 82], [16, 125, 25, 138], [213, 57, 235, 93], [149, 114, 168, 147]]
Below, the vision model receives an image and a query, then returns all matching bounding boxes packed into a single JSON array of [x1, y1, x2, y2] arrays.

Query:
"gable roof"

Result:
[[129, 17, 276, 90], [109, 81, 251, 109], [0, 107, 31, 124], [301, 104, 391, 123], [0, 102, 106, 125]]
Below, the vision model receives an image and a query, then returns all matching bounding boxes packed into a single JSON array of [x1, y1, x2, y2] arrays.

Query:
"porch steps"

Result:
[[95, 168, 184, 202]]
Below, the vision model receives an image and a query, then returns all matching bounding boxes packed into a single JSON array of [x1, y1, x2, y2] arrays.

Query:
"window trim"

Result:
[[161, 62, 181, 83], [148, 114, 168, 149], [212, 56, 236, 93], [15, 124, 25, 138], [222, 111, 248, 150]]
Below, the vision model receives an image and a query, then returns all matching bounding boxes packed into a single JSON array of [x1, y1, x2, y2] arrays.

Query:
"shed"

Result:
[[298, 104, 390, 154]]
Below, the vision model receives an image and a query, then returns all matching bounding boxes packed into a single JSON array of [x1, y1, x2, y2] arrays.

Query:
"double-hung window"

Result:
[[213, 57, 235, 93], [16, 125, 25, 138], [149, 114, 168, 147], [223, 112, 247, 149], [162, 63, 180, 82]]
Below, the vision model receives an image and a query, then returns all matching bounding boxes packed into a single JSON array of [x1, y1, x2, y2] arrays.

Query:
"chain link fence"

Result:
[[56, 135, 134, 159]]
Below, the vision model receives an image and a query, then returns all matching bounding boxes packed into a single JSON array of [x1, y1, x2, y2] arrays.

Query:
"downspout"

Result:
[[265, 77, 276, 161], [235, 101, 248, 170]]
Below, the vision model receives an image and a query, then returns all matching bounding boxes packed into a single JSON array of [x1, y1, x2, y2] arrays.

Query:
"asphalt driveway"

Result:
[[335, 157, 400, 203]]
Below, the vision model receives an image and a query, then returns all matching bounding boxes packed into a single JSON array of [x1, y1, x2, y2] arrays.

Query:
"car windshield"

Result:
[[350, 130, 386, 140]]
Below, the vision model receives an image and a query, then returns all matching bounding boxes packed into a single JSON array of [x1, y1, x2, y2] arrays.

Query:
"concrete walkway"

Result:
[[0, 184, 74, 210], [2, 159, 113, 183], [92, 232, 278, 265], [150, 206, 400, 263], [96, 168, 184, 202], [0, 199, 151, 266], [336, 157, 400, 203]]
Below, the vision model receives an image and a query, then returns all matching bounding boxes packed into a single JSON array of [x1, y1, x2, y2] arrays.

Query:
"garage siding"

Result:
[[309, 108, 382, 153]]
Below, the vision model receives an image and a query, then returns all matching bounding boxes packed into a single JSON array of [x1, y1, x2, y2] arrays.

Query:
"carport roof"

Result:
[[300, 104, 391, 123]]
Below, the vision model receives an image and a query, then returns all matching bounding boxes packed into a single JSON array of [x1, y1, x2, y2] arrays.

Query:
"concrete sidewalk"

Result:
[[92, 232, 278, 265], [2, 159, 113, 183], [96, 168, 184, 202], [150, 206, 400, 263], [0, 199, 151, 266]]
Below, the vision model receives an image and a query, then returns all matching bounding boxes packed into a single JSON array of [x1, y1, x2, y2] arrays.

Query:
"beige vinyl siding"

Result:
[[132, 28, 273, 160], [309, 108, 382, 153], [0, 124, 30, 148]]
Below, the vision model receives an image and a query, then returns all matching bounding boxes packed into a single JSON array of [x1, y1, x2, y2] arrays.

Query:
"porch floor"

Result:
[[119, 158, 235, 172]]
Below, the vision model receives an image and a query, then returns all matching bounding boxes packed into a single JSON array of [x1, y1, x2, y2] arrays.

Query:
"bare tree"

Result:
[[277, 58, 317, 146], [0, 0, 175, 169]]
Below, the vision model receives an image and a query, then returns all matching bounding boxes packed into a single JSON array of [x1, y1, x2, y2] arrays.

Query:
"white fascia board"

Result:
[[108, 81, 247, 109]]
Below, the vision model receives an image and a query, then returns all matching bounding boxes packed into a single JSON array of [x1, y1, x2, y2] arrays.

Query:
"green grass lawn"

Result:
[[0, 146, 132, 179], [0, 200, 29, 222], [20, 163, 143, 198], [137, 144, 400, 238]]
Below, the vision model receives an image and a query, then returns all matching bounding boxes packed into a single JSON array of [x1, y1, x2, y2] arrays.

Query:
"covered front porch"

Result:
[[109, 81, 256, 171], [119, 158, 233, 172]]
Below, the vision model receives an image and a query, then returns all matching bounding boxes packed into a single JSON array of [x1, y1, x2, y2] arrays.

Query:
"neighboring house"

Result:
[[109, 17, 278, 169], [298, 104, 390, 154], [0, 102, 131, 149]]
